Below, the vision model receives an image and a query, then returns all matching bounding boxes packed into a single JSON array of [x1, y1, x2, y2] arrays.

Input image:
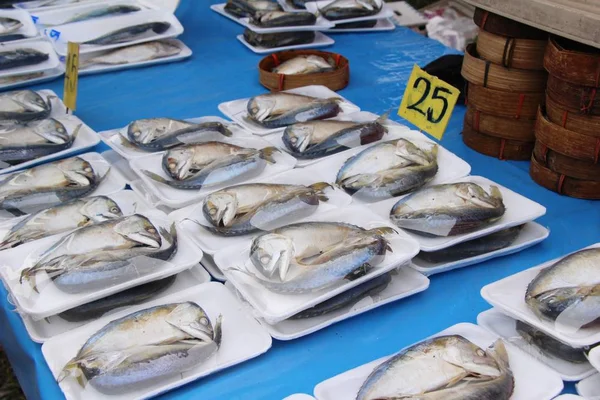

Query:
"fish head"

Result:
[[163, 148, 196, 180], [59, 157, 96, 187], [395, 139, 432, 165], [15, 90, 49, 113], [127, 119, 161, 144], [455, 183, 503, 209], [444, 336, 502, 378], [204, 192, 238, 227], [167, 302, 216, 343], [82, 197, 123, 222], [115, 215, 162, 249], [285, 124, 314, 152], [250, 233, 294, 281], [247, 96, 275, 122], [35, 119, 69, 144]]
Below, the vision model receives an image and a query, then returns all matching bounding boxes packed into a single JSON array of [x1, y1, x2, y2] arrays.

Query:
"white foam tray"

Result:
[[0, 39, 60, 78], [327, 18, 395, 32], [577, 373, 600, 399], [16, 0, 104, 11], [237, 31, 334, 55], [19, 263, 211, 343], [554, 395, 585, 399], [214, 206, 420, 324], [42, 282, 273, 400], [411, 222, 549, 276], [477, 309, 595, 382], [31, 0, 153, 27], [313, 322, 564, 400], [218, 85, 361, 136], [305, 0, 394, 24], [228, 265, 429, 340], [481, 243, 600, 347], [284, 395, 317, 400], [201, 254, 226, 281], [0, 66, 63, 92], [168, 163, 352, 255], [588, 346, 600, 374], [0, 9, 39, 39]]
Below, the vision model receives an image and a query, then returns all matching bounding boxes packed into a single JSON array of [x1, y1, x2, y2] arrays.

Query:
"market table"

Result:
[[0, 1, 597, 398]]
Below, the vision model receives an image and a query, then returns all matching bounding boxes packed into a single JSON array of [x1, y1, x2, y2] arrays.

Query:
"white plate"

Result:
[[18, 263, 211, 343], [589, 347, 600, 374], [16, 0, 104, 11], [42, 282, 273, 400], [411, 222, 549, 276], [43, 9, 184, 56], [284, 395, 317, 400], [477, 309, 595, 382], [129, 136, 297, 209], [99, 116, 251, 161], [214, 206, 420, 324], [305, 0, 394, 24], [0, 210, 204, 320], [0, 9, 39, 39], [229, 266, 429, 340], [201, 254, 226, 281], [0, 39, 60, 78], [327, 18, 395, 32], [236, 31, 334, 55], [218, 85, 360, 136], [168, 163, 352, 255], [577, 373, 600, 399], [481, 243, 600, 347], [0, 66, 63, 92], [31, 0, 153, 27], [313, 322, 564, 400]]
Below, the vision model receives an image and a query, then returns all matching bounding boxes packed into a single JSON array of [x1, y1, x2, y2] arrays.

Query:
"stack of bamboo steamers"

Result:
[[530, 38, 600, 199], [461, 9, 548, 160]]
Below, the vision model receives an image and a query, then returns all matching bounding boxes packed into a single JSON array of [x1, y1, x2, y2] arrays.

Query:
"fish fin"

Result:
[[367, 226, 398, 236], [309, 182, 333, 193], [70, 124, 82, 141], [428, 144, 439, 161], [259, 147, 279, 163], [375, 109, 391, 125], [325, 96, 342, 104], [488, 340, 512, 374], [58, 359, 85, 386], [345, 263, 373, 281], [4, 207, 25, 217], [160, 223, 178, 247], [118, 135, 139, 149], [298, 193, 319, 206], [213, 314, 223, 347], [489, 185, 503, 201], [142, 170, 171, 184]]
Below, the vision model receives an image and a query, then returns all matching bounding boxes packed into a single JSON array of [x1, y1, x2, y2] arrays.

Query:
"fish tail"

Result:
[[376, 109, 391, 125], [58, 359, 86, 387], [70, 124, 82, 141], [213, 314, 223, 347], [489, 185, 503, 201], [428, 144, 439, 160], [19, 267, 39, 293], [118, 135, 139, 149], [259, 147, 279, 163], [309, 181, 333, 200], [326, 96, 343, 104], [0, 234, 18, 251], [367, 226, 398, 236], [489, 340, 512, 374], [220, 125, 234, 137]]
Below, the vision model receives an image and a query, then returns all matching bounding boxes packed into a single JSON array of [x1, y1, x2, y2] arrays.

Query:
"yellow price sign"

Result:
[[398, 64, 460, 140], [63, 42, 80, 112]]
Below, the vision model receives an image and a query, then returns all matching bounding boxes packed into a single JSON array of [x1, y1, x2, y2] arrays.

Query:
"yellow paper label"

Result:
[[63, 42, 80, 111], [398, 64, 460, 140]]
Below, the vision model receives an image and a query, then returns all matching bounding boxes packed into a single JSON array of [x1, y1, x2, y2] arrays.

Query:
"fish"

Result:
[[245, 222, 395, 293], [321, 0, 382, 21], [48, 5, 141, 26], [0, 119, 78, 167], [291, 0, 317, 9], [337, 139, 438, 199], [16, 0, 87, 8], [516, 320, 589, 364], [272, 55, 335, 75], [390, 183, 505, 237], [525, 248, 600, 329], [416, 225, 523, 264], [81, 22, 171, 46], [58, 274, 177, 322], [0, 17, 23, 36], [126, 117, 232, 152], [246, 92, 341, 128], [59, 302, 222, 392], [200, 182, 331, 236], [0, 90, 52, 124], [290, 272, 391, 319], [0, 71, 45, 85], [250, 11, 317, 27], [243, 29, 315, 50], [224, 0, 282, 17], [80, 40, 182, 69], [0, 48, 49, 71], [282, 113, 388, 159], [356, 336, 514, 400], [143, 142, 278, 190], [0, 195, 122, 250], [0, 156, 102, 216], [19, 214, 177, 293], [333, 20, 378, 28]]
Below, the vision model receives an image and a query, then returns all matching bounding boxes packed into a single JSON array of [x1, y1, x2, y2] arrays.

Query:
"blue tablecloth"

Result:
[[0, 1, 596, 398]]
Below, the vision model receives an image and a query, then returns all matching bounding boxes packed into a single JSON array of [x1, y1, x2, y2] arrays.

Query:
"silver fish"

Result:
[[200, 182, 331, 236], [126, 117, 232, 151], [0, 195, 122, 250], [246, 222, 395, 293], [272, 55, 334, 75], [17, 0, 88, 8], [0, 48, 49, 71], [0, 156, 101, 216], [225, 0, 281, 17], [81, 22, 171, 46], [244, 29, 315, 49], [59, 302, 222, 392], [516, 320, 589, 363], [525, 248, 600, 329], [250, 11, 316, 27], [356, 336, 514, 400], [336, 139, 438, 199], [0, 90, 51, 124], [390, 183, 505, 237], [321, 0, 382, 21], [49, 5, 141, 26], [0, 17, 23, 36], [81, 40, 182, 70], [247, 92, 341, 128], [0, 71, 45, 85]]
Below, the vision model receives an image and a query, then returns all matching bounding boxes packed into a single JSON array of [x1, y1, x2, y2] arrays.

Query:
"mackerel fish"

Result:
[[48, 5, 141, 26], [516, 320, 589, 363], [81, 22, 171, 46], [272, 55, 335, 75], [0, 17, 23, 36], [224, 0, 282, 18], [321, 0, 382, 20], [244, 29, 316, 50], [250, 11, 316, 27], [0, 48, 49, 71], [81, 40, 182, 70], [0, 90, 51, 124]]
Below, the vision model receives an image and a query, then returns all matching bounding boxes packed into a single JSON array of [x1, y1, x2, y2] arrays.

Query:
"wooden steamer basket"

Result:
[[465, 107, 535, 142], [466, 83, 543, 118], [544, 37, 600, 88], [476, 30, 547, 70], [463, 116, 534, 161], [546, 75, 600, 116], [474, 8, 547, 40], [530, 155, 600, 199], [258, 50, 349, 92]]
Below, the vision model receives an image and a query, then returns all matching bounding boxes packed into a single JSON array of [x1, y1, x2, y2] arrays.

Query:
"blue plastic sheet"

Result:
[[0, 0, 595, 398]]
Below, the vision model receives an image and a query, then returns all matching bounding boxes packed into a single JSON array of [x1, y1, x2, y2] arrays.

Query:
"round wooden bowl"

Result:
[[534, 140, 600, 181], [473, 8, 547, 40], [476, 30, 547, 70], [465, 106, 536, 141], [463, 118, 534, 160], [462, 44, 548, 92], [544, 37, 600, 87], [258, 50, 349, 92], [547, 75, 600, 116], [530, 154, 600, 199], [545, 94, 600, 137], [466, 83, 543, 118]]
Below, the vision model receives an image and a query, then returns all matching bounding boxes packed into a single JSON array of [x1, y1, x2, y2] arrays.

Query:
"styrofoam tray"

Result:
[[305, 0, 394, 24], [588, 346, 600, 374], [0, 9, 39, 39], [0, 39, 60, 78], [228, 265, 429, 340], [42, 282, 273, 400], [0, 66, 63, 91], [411, 222, 549, 276], [0, 152, 127, 221], [236, 31, 334, 55], [19, 263, 211, 343], [201, 254, 225, 281], [0, 210, 204, 320], [481, 243, 600, 347], [99, 116, 251, 161], [31, 0, 153, 27], [477, 309, 595, 382], [218, 85, 360, 136], [553, 395, 585, 399], [327, 18, 396, 32], [284, 395, 317, 400], [168, 163, 352, 255], [43, 10, 184, 56], [313, 323, 564, 400], [577, 373, 600, 399], [214, 206, 420, 324], [16, 0, 103, 11]]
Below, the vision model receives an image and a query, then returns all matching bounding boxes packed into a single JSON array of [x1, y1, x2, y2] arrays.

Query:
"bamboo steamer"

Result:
[[462, 44, 548, 92], [466, 83, 543, 118], [544, 37, 600, 87], [258, 50, 349, 92], [476, 30, 546, 70], [534, 140, 600, 181], [473, 8, 547, 40], [463, 118, 534, 160], [545, 94, 600, 137], [530, 154, 600, 199], [546, 75, 600, 115], [465, 107, 535, 142]]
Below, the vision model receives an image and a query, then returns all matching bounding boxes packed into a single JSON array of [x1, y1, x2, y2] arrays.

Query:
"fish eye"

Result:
[[209, 208, 217, 215], [260, 255, 271, 264], [476, 349, 485, 357], [84, 167, 92, 172], [110, 207, 119, 213], [58, 128, 65, 133], [147, 228, 156, 234], [290, 137, 297, 143], [133, 131, 141, 137], [169, 163, 176, 169], [200, 317, 209, 326]]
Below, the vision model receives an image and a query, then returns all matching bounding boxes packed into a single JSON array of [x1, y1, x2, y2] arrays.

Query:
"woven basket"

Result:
[[258, 50, 349, 92], [466, 83, 543, 118], [473, 8, 547, 40], [462, 44, 548, 92], [534, 140, 600, 181], [547, 75, 600, 115], [465, 106, 535, 141], [476, 30, 546, 70], [530, 154, 600, 199], [463, 118, 534, 160], [544, 37, 600, 87], [545, 94, 600, 137]]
